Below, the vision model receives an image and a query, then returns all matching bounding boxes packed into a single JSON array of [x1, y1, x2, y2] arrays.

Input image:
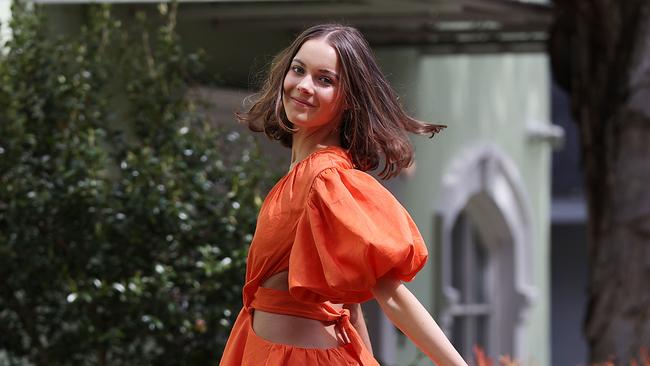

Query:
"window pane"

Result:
[[451, 316, 466, 357], [476, 315, 489, 353], [472, 229, 488, 303], [450, 211, 494, 360], [451, 215, 466, 297]]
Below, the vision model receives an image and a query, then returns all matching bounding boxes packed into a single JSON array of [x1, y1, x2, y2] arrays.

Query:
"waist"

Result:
[[252, 308, 342, 348], [250, 286, 350, 348]]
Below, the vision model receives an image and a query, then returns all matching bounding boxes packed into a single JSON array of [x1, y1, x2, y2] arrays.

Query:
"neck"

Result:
[[290, 126, 341, 171]]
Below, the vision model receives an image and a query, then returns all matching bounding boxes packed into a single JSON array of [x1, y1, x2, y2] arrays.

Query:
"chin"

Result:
[[287, 113, 313, 126]]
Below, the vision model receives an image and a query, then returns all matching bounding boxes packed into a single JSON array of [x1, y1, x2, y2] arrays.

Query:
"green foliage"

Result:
[[0, 3, 275, 365]]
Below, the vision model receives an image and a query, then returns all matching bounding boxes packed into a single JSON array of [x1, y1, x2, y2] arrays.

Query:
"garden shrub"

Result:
[[0, 3, 275, 365]]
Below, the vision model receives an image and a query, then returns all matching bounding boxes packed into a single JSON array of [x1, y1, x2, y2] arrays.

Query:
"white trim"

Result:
[[526, 120, 565, 149], [436, 144, 537, 358]]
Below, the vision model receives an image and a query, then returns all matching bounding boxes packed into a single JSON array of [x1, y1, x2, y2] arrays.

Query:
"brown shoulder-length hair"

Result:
[[237, 23, 445, 179]]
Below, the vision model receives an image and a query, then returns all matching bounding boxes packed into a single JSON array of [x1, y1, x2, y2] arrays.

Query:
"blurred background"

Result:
[[1, 1, 648, 365]]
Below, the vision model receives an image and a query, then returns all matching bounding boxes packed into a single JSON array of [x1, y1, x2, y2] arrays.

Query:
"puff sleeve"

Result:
[[288, 167, 428, 304]]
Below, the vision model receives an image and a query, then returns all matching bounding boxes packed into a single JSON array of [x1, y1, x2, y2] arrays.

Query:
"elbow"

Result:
[[371, 275, 404, 314]]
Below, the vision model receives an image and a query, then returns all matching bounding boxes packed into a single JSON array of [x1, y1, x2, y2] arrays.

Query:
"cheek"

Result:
[[282, 77, 292, 108], [283, 73, 295, 94], [324, 91, 343, 113]]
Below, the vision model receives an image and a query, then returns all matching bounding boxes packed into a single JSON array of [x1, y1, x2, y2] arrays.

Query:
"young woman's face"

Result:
[[282, 38, 345, 131]]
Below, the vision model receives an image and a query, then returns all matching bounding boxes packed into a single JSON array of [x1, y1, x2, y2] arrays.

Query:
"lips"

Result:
[[290, 96, 315, 108]]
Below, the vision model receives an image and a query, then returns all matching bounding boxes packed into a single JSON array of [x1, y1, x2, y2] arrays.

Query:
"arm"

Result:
[[344, 303, 373, 355], [371, 275, 468, 366]]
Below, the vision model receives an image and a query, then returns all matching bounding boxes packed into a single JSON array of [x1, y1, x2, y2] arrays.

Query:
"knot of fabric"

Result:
[[329, 308, 371, 364], [332, 308, 352, 345]]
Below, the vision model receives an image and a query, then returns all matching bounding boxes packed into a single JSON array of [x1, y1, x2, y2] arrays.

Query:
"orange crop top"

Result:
[[219, 146, 428, 365], [243, 145, 428, 310]]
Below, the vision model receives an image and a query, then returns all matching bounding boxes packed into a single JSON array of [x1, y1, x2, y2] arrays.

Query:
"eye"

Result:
[[318, 76, 334, 85], [290, 65, 304, 74]]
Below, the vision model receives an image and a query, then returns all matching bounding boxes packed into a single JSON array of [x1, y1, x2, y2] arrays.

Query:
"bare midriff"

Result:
[[252, 271, 345, 349]]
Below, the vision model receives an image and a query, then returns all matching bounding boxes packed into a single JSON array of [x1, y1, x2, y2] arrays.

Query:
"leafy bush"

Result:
[[0, 3, 275, 365]]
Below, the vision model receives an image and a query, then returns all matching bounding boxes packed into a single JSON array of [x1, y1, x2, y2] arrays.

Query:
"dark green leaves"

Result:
[[0, 3, 275, 365]]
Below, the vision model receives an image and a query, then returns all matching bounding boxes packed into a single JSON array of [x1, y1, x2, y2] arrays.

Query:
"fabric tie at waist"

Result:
[[249, 287, 368, 360]]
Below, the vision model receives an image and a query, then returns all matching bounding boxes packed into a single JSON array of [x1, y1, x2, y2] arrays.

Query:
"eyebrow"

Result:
[[292, 58, 339, 80]]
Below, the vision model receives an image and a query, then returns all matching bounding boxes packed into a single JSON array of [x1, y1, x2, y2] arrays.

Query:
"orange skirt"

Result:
[[220, 309, 380, 366]]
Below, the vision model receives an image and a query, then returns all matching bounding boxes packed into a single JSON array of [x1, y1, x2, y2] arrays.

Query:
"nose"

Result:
[[296, 76, 314, 95]]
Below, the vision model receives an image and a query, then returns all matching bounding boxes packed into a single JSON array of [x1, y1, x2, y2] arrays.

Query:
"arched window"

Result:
[[447, 194, 520, 358], [437, 146, 536, 360], [449, 211, 491, 355]]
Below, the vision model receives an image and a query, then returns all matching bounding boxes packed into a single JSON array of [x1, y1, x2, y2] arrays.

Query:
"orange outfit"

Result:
[[219, 146, 428, 365]]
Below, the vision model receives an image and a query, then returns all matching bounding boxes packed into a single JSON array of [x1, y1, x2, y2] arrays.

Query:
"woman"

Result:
[[219, 24, 468, 366]]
